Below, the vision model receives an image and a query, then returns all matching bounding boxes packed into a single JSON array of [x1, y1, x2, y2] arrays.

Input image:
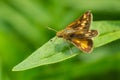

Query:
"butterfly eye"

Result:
[[56, 33, 63, 38], [56, 31, 64, 38]]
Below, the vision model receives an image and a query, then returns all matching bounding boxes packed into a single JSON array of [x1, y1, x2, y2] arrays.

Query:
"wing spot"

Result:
[[81, 41, 88, 49], [83, 15, 87, 19], [81, 23, 85, 26], [79, 27, 83, 29], [77, 21, 81, 24]]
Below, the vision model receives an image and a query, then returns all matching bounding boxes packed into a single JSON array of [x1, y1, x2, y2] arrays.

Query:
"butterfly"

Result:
[[56, 10, 98, 53]]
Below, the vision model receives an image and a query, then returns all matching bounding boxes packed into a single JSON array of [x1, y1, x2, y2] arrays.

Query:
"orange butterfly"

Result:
[[56, 11, 98, 53]]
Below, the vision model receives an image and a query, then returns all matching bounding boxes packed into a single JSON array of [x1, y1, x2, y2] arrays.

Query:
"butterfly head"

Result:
[[56, 30, 64, 38]]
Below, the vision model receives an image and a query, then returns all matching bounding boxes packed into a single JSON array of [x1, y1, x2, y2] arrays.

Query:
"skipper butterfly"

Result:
[[56, 11, 98, 53]]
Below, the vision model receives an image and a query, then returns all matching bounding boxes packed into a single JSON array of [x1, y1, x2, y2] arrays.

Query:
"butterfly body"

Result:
[[56, 11, 98, 53]]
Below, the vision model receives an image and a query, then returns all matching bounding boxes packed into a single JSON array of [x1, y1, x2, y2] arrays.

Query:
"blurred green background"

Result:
[[0, 0, 120, 80]]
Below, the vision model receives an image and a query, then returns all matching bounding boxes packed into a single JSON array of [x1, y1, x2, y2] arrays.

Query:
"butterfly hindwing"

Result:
[[70, 38, 93, 53]]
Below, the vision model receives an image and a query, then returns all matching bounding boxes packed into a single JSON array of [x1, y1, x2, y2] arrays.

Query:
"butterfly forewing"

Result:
[[66, 10, 92, 32], [84, 30, 98, 38]]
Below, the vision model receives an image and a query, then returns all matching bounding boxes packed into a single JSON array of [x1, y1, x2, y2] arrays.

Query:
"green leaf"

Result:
[[12, 21, 120, 71]]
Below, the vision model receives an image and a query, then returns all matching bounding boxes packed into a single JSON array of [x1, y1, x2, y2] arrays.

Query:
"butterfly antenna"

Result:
[[47, 26, 57, 32]]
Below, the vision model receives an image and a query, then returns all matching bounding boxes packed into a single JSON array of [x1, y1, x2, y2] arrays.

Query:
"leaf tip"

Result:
[[12, 63, 26, 71], [12, 66, 19, 71]]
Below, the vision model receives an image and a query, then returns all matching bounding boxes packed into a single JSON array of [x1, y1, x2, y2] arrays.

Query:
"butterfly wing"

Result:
[[66, 10, 92, 32], [84, 30, 98, 38], [70, 38, 93, 53]]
